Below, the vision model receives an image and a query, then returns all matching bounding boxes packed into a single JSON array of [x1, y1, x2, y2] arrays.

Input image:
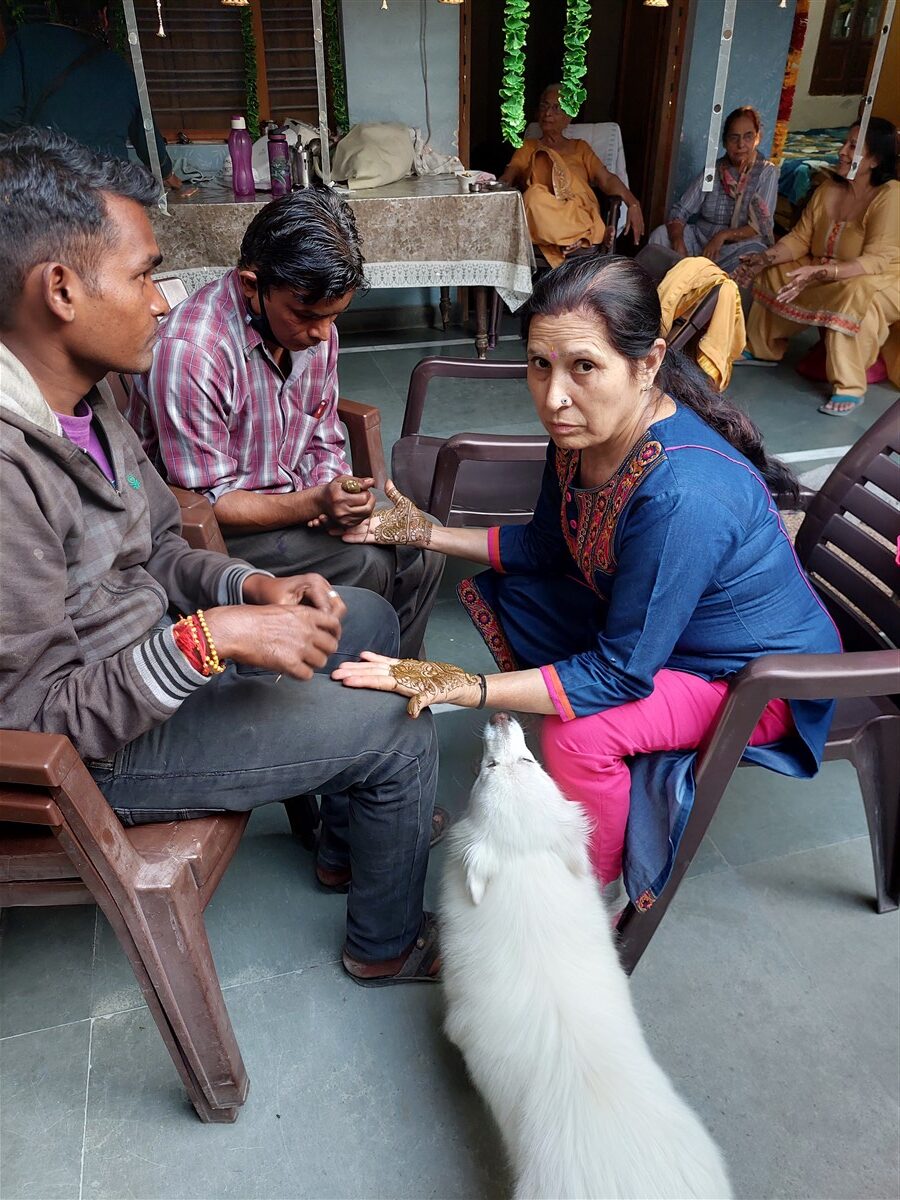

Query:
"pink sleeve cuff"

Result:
[[540, 664, 576, 722], [487, 526, 504, 573]]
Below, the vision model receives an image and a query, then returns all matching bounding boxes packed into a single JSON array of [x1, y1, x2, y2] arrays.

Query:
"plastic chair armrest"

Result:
[[169, 486, 228, 555], [429, 433, 548, 523], [338, 397, 388, 489]]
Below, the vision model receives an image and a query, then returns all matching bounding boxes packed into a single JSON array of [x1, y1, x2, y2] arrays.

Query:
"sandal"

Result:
[[315, 806, 451, 893], [818, 395, 864, 417], [342, 912, 441, 987]]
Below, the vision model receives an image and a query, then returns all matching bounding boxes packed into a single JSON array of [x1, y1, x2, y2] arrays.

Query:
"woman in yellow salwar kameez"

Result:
[[738, 119, 899, 416], [499, 84, 644, 267]]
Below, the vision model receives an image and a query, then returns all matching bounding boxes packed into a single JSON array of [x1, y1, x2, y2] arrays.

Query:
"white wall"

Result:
[[789, 0, 862, 131], [341, 0, 460, 157]]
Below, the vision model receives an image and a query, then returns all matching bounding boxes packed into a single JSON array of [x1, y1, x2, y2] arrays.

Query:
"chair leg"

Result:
[[133, 862, 250, 1117], [54, 824, 248, 1122], [488, 289, 502, 349], [439, 287, 451, 332], [852, 715, 900, 913], [284, 794, 320, 851]]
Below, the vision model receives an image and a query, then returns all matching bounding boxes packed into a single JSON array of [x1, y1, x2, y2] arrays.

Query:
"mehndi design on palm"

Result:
[[389, 658, 478, 717], [373, 481, 434, 547]]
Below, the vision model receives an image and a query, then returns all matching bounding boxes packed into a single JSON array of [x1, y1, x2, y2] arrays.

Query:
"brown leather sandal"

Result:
[[315, 806, 451, 894], [342, 913, 441, 987]]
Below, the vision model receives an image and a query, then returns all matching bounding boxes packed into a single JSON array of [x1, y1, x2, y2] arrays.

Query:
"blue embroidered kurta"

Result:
[[459, 403, 841, 907]]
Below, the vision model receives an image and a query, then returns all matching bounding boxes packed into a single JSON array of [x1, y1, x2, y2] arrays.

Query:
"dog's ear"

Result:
[[463, 843, 494, 906]]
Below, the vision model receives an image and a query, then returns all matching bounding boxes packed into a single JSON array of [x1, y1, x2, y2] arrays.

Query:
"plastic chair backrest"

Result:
[[794, 398, 900, 652]]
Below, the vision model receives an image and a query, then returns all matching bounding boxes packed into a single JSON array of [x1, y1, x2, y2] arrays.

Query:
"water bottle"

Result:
[[228, 115, 255, 198], [267, 129, 292, 198], [291, 141, 311, 189]]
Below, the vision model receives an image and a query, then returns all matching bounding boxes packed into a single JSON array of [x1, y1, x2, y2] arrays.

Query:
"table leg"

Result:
[[474, 287, 488, 359], [439, 287, 451, 331]]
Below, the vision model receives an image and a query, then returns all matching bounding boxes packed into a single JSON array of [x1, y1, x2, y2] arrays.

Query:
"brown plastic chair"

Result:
[[0, 731, 249, 1122], [390, 357, 541, 527], [393, 277, 724, 529], [616, 399, 900, 974]]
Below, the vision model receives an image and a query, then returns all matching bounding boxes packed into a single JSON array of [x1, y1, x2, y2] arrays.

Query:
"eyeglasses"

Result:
[[539, 103, 563, 115], [725, 132, 757, 145]]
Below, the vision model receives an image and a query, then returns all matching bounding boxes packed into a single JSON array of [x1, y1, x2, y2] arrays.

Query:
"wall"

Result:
[[873, 10, 900, 127], [340, 0, 459, 318], [341, 0, 460, 157], [789, 0, 862, 130], [672, 0, 796, 200]]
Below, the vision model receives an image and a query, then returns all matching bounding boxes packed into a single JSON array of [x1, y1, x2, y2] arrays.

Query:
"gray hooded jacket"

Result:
[[0, 344, 257, 759]]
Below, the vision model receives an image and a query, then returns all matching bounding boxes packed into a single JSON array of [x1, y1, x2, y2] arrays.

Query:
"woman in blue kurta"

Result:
[[334, 256, 841, 908]]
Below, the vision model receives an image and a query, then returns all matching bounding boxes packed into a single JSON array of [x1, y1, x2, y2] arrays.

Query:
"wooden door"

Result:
[[613, 0, 691, 231]]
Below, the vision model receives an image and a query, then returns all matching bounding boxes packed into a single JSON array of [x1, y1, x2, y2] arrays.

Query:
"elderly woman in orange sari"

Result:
[[499, 84, 644, 266]]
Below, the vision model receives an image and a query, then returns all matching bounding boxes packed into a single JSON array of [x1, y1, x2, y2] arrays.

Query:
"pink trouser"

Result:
[[541, 669, 795, 884]]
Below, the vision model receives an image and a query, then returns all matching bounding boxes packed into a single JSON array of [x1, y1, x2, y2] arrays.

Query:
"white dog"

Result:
[[439, 713, 732, 1200]]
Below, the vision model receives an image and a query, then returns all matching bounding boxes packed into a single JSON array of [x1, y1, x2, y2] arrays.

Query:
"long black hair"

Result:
[[852, 116, 899, 187], [521, 255, 798, 501]]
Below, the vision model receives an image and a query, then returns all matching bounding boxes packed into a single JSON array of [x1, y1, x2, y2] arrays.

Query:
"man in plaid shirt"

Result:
[[129, 190, 442, 657]]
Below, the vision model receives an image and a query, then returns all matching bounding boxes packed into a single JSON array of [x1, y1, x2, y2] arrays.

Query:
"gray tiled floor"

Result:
[[1, 321, 898, 1200]]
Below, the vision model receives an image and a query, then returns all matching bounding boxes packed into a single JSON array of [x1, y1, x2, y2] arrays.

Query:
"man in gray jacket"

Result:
[[0, 128, 439, 986]]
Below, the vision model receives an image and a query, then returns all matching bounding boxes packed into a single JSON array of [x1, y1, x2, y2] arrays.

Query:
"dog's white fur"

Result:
[[439, 714, 732, 1200]]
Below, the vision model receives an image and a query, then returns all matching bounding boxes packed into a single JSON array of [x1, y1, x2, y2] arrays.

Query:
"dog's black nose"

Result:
[[489, 712, 509, 727]]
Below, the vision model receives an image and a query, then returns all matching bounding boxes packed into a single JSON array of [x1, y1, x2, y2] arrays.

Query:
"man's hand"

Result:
[[242, 572, 347, 618], [202, 603, 342, 680], [307, 476, 376, 530]]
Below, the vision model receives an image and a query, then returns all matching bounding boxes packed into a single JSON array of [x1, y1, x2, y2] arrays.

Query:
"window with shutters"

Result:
[[0, 0, 347, 141], [810, 0, 882, 97]]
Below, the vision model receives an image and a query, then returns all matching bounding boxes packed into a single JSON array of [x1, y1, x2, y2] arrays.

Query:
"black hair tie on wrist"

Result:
[[476, 674, 487, 709]]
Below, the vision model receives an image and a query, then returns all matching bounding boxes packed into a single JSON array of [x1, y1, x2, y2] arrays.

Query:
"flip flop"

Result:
[[818, 395, 864, 417], [315, 806, 451, 893], [342, 912, 441, 987]]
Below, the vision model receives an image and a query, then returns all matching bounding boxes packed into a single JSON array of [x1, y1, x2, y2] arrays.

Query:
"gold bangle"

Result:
[[833, 262, 839, 281], [195, 609, 226, 675]]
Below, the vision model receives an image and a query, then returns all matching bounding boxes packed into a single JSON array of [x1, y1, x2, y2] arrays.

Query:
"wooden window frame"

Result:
[[810, 0, 882, 97]]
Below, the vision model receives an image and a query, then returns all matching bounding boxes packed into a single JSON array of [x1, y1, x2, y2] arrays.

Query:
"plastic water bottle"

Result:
[[267, 129, 292, 198], [228, 115, 255, 198]]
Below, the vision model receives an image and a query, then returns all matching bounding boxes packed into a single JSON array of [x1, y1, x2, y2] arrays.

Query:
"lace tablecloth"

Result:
[[151, 176, 536, 311]]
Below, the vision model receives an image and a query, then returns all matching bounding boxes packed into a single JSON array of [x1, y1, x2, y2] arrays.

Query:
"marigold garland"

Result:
[[559, 0, 591, 118], [500, 0, 529, 148], [772, 0, 810, 166]]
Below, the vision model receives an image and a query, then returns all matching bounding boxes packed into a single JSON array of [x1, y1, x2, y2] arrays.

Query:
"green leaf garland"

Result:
[[323, 0, 350, 135], [500, 0, 529, 148], [559, 0, 591, 118], [240, 6, 260, 140]]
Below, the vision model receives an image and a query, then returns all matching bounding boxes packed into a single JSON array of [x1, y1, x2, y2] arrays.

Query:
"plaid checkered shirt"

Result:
[[128, 268, 351, 503]]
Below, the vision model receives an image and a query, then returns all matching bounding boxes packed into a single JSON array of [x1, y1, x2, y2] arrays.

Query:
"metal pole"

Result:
[[121, 0, 167, 213], [311, 0, 332, 184], [702, 0, 737, 192], [848, 0, 895, 180]]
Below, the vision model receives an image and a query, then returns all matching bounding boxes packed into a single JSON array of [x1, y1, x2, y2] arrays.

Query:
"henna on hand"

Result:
[[374, 482, 434, 547], [389, 658, 479, 717]]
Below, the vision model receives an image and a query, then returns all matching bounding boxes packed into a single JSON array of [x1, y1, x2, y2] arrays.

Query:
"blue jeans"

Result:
[[90, 588, 437, 962]]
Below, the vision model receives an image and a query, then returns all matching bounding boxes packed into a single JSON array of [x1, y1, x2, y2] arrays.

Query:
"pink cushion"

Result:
[[796, 338, 888, 385]]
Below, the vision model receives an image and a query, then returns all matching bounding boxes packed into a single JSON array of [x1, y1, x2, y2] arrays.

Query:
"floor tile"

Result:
[[737, 837, 900, 1102], [633, 866, 900, 1200], [0, 1019, 91, 1199], [81, 965, 507, 1200], [707, 757, 868, 869], [90, 803, 345, 1019], [0, 904, 97, 1038]]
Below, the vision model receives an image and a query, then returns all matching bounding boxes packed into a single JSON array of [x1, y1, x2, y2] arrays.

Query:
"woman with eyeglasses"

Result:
[[498, 83, 644, 267], [648, 106, 778, 275]]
